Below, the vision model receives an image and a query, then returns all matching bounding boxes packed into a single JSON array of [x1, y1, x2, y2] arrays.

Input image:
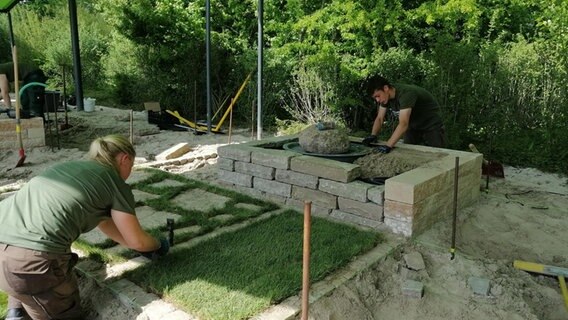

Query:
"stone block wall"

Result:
[[217, 136, 482, 237], [0, 117, 45, 149]]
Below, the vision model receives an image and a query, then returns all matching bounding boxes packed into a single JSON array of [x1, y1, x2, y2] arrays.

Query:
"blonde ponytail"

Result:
[[87, 134, 136, 171]]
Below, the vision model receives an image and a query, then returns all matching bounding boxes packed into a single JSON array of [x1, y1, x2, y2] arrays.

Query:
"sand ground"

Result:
[[0, 106, 567, 319]]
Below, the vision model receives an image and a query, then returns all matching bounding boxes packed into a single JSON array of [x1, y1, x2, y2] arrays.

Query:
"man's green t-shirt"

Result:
[[384, 83, 443, 131], [0, 62, 38, 82], [0, 161, 136, 254]]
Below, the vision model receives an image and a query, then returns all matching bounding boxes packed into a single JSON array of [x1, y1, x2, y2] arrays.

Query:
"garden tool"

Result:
[[469, 143, 505, 178]]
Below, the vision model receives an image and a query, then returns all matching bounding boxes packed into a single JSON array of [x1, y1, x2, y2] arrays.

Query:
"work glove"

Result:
[[361, 135, 377, 146], [139, 237, 170, 260], [376, 145, 392, 154]]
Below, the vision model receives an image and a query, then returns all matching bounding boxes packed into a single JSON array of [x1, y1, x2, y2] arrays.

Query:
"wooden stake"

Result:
[[129, 109, 133, 144], [301, 201, 312, 320], [228, 98, 233, 144]]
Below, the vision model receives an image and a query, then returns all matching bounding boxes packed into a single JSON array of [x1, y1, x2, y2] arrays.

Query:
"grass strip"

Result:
[[0, 290, 6, 319], [124, 210, 382, 320]]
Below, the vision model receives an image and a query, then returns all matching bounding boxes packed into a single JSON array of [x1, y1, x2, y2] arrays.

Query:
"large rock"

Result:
[[298, 123, 350, 154]]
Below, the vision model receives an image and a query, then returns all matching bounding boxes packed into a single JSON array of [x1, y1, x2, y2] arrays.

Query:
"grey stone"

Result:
[[210, 214, 234, 223], [403, 252, 426, 271], [298, 124, 350, 154], [135, 206, 182, 230], [132, 189, 160, 202], [171, 189, 232, 212], [402, 279, 424, 298], [126, 170, 154, 185], [234, 203, 262, 213], [468, 276, 491, 296], [149, 179, 186, 188]]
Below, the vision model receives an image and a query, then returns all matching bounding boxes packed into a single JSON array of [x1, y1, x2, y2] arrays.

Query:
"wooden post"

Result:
[[129, 109, 134, 144], [301, 201, 312, 320], [228, 98, 233, 144]]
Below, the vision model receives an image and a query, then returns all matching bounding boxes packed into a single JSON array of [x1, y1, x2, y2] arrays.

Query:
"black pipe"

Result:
[[167, 218, 174, 247], [7, 11, 14, 47], [450, 156, 459, 260], [68, 0, 84, 111]]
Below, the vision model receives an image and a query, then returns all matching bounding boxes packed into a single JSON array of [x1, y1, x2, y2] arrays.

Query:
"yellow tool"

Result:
[[165, 72, 252, 134], [513, 260, 568, 311]]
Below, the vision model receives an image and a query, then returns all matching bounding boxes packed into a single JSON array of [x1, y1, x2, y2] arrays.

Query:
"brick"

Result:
[[217, 169, 253, 187], [319, 179, 369, 202], [275, 169, 318, 189], [290, 155, 361, 183], [253, 177, 291, 197], [291, 185, 337, 209], [251, 148, 298, 169], [235, 161, 275, 180]]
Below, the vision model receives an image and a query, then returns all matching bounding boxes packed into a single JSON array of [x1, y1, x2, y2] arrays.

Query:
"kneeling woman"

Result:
[[0, 134, 168, 320]]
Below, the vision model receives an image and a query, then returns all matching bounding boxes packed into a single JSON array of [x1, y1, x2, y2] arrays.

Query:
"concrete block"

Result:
[[402, 280, 424, 298], [291, 185, 337, 209], [275, 169, 318, 189], [251, 148, 298, 169], [384, 216, 412, 237], [319, 179, 369, 202], [337, 197, 383, 221], [235, 161, 275, 180], [253, 177, 292, 197], [217, 169, 253, 187], [290, 155, 361, 183], [217, 158, 234, 171]]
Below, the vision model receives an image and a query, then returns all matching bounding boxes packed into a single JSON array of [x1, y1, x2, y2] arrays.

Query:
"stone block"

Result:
[[403, 252, 426, 270], [368, 185, 385, 205], [217, 145, 255, 162], [291, 185, 337, 209], [156, 143, 191, 161], [384, 216, 412, 237], [253, 177, 292, 197], [402, 280, 424, 298], [235, 161, 275, 180], [285, 198, 331, 217], [337, 197, 383, 221], [251, 148, 298, 169], [27, 127, 45, 139], [290, 155, 361, 183], [217, 169, 253, 187], [217, 158, 234, 171], [171, 189, 232, 213], [319, 179, 369, 202], [330, 209, 383, 230], [275, 169, 318, 189]]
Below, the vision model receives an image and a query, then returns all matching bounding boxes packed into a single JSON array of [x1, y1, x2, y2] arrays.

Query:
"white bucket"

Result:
[[84, 98, 96, 112]]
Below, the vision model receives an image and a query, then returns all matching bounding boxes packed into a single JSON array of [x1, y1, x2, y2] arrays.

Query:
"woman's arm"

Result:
[[98, 210, 160, 252]]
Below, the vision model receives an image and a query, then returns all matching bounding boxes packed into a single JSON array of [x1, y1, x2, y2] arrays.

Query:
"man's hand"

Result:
[[139, 237, 170, 260], [362, 135, 377, 146], [376, 145, 392, 154]]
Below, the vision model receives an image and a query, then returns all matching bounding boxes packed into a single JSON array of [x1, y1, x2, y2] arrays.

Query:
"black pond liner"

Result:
[[283, 142, 372, 163], [360, 177, 391, 185]]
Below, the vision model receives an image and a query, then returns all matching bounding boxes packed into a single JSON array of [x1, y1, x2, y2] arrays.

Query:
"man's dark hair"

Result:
[[365, 75, 391, 96]]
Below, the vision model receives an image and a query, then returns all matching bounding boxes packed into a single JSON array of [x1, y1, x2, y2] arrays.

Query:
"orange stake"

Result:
[[301, 201, 312, 320]]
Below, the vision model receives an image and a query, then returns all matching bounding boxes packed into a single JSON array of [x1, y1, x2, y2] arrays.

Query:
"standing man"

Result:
[[0, 61, 45, 109], [362, 75, 447, 153]]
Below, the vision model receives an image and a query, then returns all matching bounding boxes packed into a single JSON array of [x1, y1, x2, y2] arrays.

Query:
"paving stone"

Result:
[[171, 189, 232, 212], [402, 279, 424, 298], [234, 202, 263, 213], [175, 225, 202, 234], [468, 276, 491, 296], [79, 228, 108, 246], [403, 251, 426, 271], [148, 179, 186, 188], [127, 170, 154, 185], [135, 206, 182, 230], [141, 300, 177, 320], [132, 189, 160, 202], [210, 214, 234, 223]]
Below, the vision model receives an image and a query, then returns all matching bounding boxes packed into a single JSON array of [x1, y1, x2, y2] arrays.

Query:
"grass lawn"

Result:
[[124, 210, 383, 319], [0, 290, 7, 319]]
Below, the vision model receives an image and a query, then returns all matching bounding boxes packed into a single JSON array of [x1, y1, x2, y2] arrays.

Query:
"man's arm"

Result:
[[371, 106, 388, 136], [98, 209, 160, 252], [386, 108, 411, 147]]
